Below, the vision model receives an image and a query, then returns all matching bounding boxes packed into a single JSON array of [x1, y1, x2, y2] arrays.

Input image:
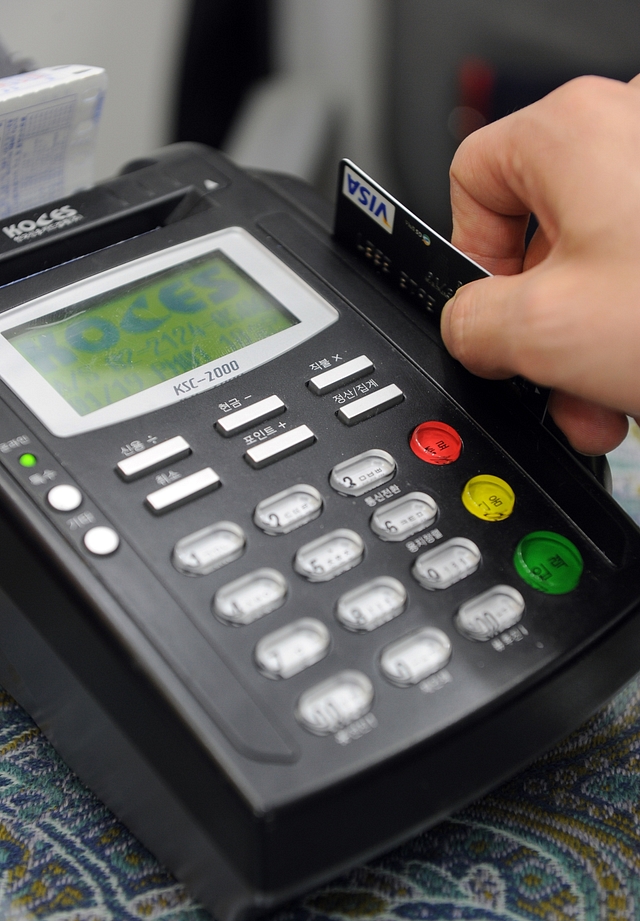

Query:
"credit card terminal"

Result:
[[0, 144, 639, 921]]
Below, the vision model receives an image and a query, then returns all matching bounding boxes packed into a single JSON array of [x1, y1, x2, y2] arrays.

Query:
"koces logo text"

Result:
[[2, 205, 82, 243]]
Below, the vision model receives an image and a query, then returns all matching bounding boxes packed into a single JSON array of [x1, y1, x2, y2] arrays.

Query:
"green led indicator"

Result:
[[513, 531, 583, 594], [18, 453, 38, 468]]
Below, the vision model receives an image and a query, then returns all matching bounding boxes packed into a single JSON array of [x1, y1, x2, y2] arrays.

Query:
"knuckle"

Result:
[[547, 74, 622, 123]]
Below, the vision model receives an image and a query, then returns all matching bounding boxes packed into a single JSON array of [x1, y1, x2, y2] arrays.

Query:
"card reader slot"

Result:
[[0, 189, 207, 289]]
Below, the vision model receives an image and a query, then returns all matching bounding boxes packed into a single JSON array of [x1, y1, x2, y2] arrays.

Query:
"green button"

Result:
[[18, 453, 38, 468], [514, 531, 583, 594]]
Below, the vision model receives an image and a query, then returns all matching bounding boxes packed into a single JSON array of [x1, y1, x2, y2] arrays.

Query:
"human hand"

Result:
[[441, 74, 640, 454]]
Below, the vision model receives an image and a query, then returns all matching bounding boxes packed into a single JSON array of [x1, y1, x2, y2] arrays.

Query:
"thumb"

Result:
[[440, 273, 535, 379]]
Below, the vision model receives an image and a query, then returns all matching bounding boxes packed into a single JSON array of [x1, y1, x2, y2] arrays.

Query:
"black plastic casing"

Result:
[[0, 144, 640, 920]]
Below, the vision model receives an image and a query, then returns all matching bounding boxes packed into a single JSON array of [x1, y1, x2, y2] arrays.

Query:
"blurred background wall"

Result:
[[2, 0, 640, 233], [390, 0, 640, 233], [0, 0, 189, 181]]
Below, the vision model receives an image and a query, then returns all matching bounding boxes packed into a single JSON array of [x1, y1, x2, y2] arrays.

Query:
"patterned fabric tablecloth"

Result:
[[2, 424, 640, 921]]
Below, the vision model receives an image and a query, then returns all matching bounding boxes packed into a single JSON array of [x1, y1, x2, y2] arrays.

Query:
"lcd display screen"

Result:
[[4, 252, 299, 416]]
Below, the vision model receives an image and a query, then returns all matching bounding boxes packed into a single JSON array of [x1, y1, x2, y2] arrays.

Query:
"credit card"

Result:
[[333, 159, 548, 421]]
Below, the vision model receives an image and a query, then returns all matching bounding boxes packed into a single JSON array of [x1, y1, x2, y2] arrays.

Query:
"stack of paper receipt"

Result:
[[0, 65, 106, 219]]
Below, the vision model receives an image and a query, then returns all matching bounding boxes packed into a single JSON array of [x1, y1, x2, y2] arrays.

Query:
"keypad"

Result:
[[98, 360, 585, 746]]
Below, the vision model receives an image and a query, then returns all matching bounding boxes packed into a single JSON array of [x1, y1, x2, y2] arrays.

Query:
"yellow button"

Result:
[[462, 474, 515, 521]]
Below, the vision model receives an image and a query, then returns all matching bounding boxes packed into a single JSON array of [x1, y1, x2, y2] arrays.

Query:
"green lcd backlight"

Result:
[[4, 252, 298, 417]]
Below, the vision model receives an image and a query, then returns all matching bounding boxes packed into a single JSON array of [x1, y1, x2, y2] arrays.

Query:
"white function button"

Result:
[[370, 492, 438, 542], [294, 529, 364, 582], [215, 395, 286, 436], [116, 436, 191, 480], [307, 355, 374, 395], [145, 467, 220, 514], [380, 627, 452, 687], [337, 383, 404, 426], [253, 484, 323, 535], [244, 425, 315, 469], [412, 538, 482, 590], [172, 521, 246, 576], [255, 618, 330, 679], [330, 449, 396, 497], [296, 671, 374, 735], [213, 568, 288, 625], [47, 484, 83, 512], [83, 526, 120, 556], [455, 585, 525, 641], [336, 577, 407, 632]]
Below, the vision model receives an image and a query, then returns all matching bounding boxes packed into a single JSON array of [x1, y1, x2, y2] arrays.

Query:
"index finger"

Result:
[[450, 113, 536, 276], [450, 147, 530, 277], [450, 75, 639, 274]]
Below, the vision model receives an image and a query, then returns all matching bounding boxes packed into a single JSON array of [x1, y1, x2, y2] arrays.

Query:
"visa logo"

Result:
[[342, 167, 395, 233]]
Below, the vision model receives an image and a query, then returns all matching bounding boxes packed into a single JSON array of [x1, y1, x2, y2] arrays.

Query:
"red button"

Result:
[[410, 421, 462, 465]]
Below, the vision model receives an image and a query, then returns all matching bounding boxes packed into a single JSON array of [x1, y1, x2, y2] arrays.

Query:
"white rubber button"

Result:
[[244, 425, 315, 469], [213, 569, 288, 625], [255, 618, 330, 679], [337, 383, 404, 425], [145, 467, 221, 514], [455, 585, 525, 641], [336, 577, 407, 632], [296, 671, 374, 735], [370, 491, 438, 542], [294, 529, 365, 582], [172, 521, 246, 576], [254, 484, 323, 535], [412, 538, 482, 590], [116, 435, 191, 480], [216, 395, 286, 436], [330, 449, 396, 497], [83, 526, 120, 556], [307, 355, 374, 395], [380, 627, 452, 686], [47, 484, 83, 512]]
